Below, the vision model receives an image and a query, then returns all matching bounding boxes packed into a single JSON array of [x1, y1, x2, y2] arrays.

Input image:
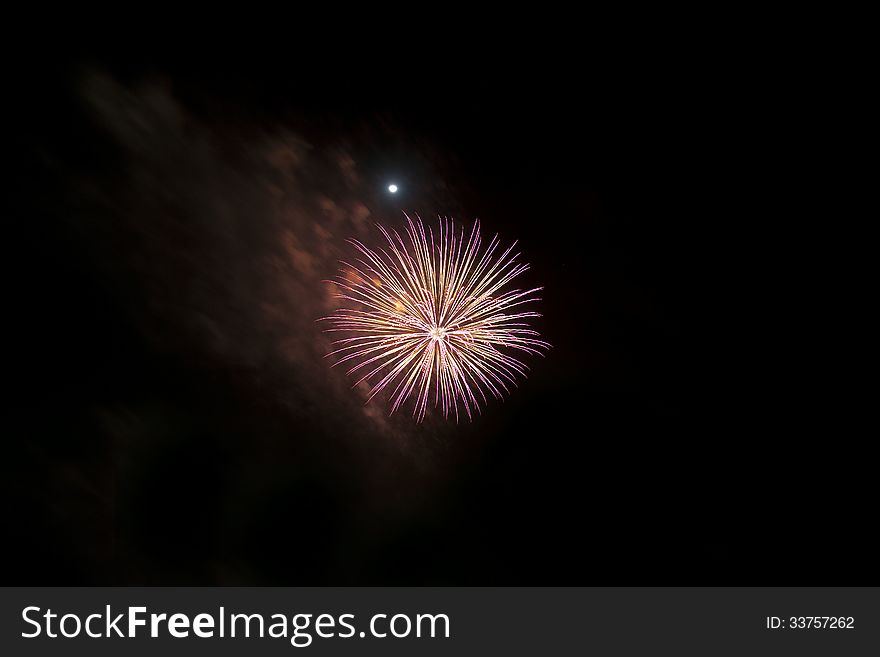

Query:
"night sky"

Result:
[[5, 44, 872, 585]]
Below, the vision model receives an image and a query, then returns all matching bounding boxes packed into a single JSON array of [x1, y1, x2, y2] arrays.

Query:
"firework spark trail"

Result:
[[320, 215, 550, 422]]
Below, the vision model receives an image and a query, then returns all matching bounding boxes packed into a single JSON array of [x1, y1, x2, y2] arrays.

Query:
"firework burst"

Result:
[[321, 215, 550, 421]]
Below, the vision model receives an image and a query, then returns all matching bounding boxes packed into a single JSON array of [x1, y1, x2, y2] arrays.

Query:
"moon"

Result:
[[387, 184, 398, 193]]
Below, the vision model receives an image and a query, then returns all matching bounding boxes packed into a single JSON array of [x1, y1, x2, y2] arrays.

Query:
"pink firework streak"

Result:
[[320, 215, 550, 422]]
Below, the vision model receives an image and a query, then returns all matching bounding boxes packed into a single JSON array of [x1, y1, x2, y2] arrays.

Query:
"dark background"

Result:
[[4, 40, 871, 585]]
